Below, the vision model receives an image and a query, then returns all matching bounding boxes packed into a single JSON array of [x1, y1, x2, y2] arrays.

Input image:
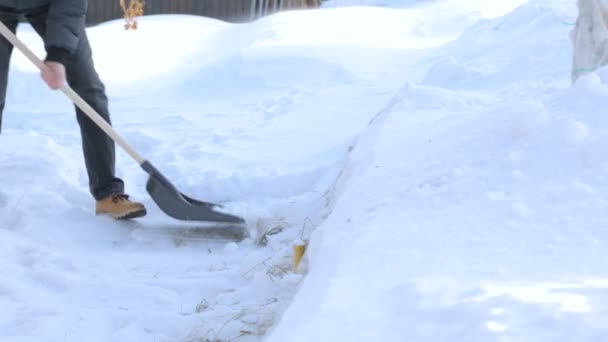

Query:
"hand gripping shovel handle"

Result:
[[0, 20, 146, 165]]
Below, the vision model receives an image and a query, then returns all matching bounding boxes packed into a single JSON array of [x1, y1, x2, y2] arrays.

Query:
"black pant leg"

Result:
[[0, 13, 18, 133], [25, 8, 125, 200]]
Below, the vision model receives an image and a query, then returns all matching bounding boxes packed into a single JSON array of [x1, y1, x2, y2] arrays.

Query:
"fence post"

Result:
[[272, 0, 278, 13], [250, 0, 257, 19]]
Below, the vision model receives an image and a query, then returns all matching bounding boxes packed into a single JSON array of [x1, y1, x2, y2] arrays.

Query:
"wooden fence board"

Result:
[[86, 0, 321, 25]]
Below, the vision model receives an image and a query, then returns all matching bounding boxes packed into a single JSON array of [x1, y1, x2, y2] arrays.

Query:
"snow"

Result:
[[268, 0, 608, 341], [1, 0, 605, 341]]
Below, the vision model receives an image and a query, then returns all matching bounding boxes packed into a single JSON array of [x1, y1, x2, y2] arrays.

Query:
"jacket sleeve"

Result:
[[44, 0, 88, 65]]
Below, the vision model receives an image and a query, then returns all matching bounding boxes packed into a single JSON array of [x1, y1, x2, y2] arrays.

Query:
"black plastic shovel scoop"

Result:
[[142, 161, 244, 223], [0, 21, 245, 225]]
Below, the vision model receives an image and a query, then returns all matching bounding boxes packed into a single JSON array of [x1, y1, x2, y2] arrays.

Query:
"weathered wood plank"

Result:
[[86, 0, 320, 25]]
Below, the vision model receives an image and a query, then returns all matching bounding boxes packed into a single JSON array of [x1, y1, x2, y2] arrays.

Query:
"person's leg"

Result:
[[26, 8, 124, 199], [62, 28, 127, 200], [0, 13, 18, 133], [25, 7, 145, 219]]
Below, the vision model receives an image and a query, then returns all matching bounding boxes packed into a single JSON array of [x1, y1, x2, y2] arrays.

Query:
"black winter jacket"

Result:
[[0, 0, 87, 64]]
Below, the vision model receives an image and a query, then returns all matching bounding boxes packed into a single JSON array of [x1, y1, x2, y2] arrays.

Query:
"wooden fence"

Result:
[[86, 0, 322, 25]]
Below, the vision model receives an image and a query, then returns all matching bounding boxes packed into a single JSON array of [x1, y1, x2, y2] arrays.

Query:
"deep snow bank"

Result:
[[265, 1, 608, 341]]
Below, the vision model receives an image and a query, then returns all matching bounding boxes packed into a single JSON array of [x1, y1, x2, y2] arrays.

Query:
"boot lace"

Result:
[[111, 193, 130, 203]]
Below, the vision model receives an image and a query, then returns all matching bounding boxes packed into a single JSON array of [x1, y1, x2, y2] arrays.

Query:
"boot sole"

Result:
[[97, 208, 147, 220]]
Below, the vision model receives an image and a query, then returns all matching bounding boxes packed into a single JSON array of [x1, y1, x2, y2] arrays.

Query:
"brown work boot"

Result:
[[96, 193, 147, 220]]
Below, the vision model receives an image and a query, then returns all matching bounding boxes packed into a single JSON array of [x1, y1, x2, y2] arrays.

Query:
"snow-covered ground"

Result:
[[1, 0, 604, 341]]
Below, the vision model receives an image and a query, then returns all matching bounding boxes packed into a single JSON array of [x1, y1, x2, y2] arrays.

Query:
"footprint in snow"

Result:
[[0, 199, 25, 230]]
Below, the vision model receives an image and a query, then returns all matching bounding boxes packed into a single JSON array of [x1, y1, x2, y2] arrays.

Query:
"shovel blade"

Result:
[[141, 161, 245, 224]]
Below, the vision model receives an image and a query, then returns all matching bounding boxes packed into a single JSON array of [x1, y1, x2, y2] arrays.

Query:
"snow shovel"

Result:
[[0, 21, 245, 224]]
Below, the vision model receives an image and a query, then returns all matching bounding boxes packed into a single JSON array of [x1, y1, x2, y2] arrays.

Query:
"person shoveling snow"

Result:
[[0, 1, 246, 226], [0, 2, 147, 220]]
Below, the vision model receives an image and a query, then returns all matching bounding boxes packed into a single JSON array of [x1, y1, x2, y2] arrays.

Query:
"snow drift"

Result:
[[266, 0, 608, 341]]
